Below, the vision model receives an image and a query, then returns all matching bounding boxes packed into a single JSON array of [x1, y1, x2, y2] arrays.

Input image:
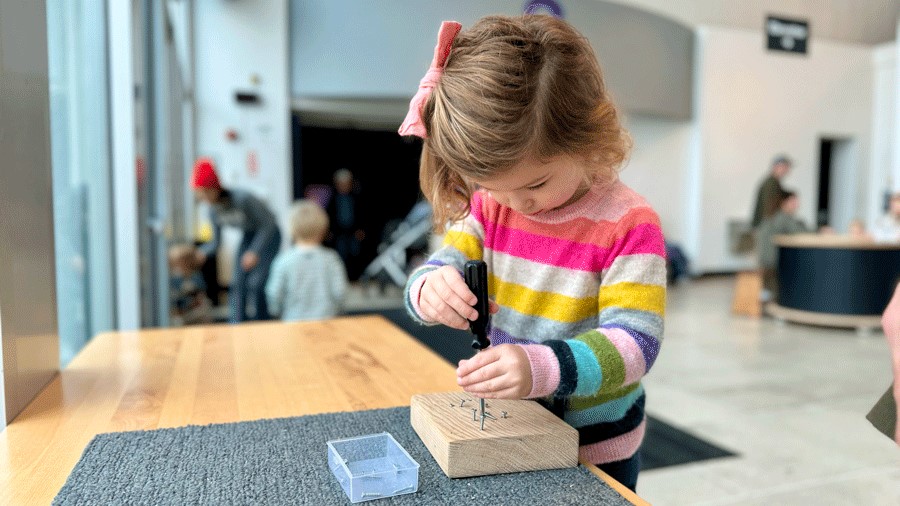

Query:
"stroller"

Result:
[[360, 200, 433, 290]]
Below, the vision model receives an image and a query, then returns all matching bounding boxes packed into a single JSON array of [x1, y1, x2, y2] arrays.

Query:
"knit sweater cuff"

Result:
[[408, 274, 432, 322], [518, 344, 561, 399]]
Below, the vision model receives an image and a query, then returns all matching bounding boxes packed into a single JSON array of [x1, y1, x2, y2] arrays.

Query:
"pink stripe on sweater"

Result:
[[602, 327, 647, 385], [579, 418, 646, 465], [477, 181, 652, 225], [484, 207, 662, 248], [483, 223, 665, 271], [518, 344, 561, 398]]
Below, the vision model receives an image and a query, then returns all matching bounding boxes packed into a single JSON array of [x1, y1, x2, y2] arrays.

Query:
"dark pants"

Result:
[[334, 231, 361, 278], [598, 451, 640, 492], [762, 268, 779, 302], [230, 229, 281, 323]]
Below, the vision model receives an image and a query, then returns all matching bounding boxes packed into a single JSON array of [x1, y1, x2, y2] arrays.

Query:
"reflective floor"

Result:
[[347, 276, 900, 504], [639, 277, 899, 505]]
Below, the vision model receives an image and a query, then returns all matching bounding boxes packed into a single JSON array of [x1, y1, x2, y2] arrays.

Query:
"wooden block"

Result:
[[410, 392, 579, 478], [731, 270, 762, 317]]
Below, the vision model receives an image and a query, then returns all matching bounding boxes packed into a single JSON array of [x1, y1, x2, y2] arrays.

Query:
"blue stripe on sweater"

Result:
[[564, 384, 645, 428], [577, 393, 646, 445], [567, 339, 603, 396]]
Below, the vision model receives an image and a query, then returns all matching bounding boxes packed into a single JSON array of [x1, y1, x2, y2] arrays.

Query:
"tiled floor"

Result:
[[638, 277, 899, 505], [346, 276, 900, 504]]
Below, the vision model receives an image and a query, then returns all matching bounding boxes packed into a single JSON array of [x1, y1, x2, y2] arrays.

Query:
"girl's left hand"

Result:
[[456, 344, 532, 399]]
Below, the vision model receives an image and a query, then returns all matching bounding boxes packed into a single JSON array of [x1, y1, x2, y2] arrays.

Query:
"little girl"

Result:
[[400, 16, 665, 491]]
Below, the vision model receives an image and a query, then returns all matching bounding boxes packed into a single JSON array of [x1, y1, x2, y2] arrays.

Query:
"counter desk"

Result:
[[769, 234, 900, 330]]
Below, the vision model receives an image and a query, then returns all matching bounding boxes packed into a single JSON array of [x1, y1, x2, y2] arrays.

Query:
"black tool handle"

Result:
[[464, 260, 490, 350]]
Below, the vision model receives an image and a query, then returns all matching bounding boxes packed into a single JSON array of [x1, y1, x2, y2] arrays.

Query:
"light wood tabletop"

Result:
[[0, 315, 648, 505]]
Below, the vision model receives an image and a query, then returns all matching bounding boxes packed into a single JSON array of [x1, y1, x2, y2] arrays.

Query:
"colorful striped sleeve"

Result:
[[404, 195, 486, 325], [523, 209, 667, 398]]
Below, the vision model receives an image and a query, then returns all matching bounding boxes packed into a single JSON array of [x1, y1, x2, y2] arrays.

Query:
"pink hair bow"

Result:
[[398, 21, 463, 138]]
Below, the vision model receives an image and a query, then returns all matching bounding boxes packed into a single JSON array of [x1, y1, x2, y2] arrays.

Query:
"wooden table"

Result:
[[0, 316, 647, 505]]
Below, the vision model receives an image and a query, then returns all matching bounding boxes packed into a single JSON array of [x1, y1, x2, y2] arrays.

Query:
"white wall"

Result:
[[620, 115, 695, 244], [870, 40, 898, 230], [291, 0, 694, 119], [692, 26, 876, 272], [194, 0, 292, 279]]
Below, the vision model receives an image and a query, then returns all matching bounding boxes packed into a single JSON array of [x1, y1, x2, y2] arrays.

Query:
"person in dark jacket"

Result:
[[756, 190, 807, 301], [192, 157, 282, 322], [327, 168, 366, 278], [752, 155, 792, 228]]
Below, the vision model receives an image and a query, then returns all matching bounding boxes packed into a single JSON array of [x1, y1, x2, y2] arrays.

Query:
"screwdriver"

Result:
[[464, 260, 491, 429]]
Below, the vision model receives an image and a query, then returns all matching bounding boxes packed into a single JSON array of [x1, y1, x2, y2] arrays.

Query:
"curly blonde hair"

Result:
[[417, 15, 631, 227]]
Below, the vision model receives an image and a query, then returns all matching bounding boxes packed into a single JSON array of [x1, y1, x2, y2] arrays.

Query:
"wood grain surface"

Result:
[[410, 392, 579, 478], [0, 316, 647, 505], [774, 233, 900, 250]]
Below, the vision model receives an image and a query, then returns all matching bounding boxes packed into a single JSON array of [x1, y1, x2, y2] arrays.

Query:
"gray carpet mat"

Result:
[[53, 407, 633, 505]]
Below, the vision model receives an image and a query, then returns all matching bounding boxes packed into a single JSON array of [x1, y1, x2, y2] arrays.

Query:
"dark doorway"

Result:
[[816, 139, 833, 228], [817, 137, 858, 231], [291, 118, 424, 279]]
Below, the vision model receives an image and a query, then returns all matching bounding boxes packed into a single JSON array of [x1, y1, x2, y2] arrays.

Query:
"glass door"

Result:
[[47, 0, 115, 365]]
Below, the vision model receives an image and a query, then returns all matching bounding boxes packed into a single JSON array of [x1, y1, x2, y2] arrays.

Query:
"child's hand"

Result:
[[419, 265, 498, 329], [456, 344, 532, 399]]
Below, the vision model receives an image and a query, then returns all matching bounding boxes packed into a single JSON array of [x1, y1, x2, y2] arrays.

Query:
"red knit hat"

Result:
[[191, 157, 222, 190]]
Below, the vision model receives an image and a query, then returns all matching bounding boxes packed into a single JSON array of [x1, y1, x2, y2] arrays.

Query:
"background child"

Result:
[[168, 244, 213, 325], [400, 16, 666, 491], [266, 199, 348, 321]]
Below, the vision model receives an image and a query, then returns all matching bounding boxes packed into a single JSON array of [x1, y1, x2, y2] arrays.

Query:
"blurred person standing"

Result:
[[757, 190, 807, 301], [751, 155, 792, 228], [266, 200, 348, 321], [328, 168, 365, 278], [192, 157, 282, 322], [872, 192, 900, 243]]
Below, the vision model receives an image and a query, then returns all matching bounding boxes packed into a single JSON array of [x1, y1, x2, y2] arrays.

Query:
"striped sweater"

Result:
[[405, 179, 666, 465]]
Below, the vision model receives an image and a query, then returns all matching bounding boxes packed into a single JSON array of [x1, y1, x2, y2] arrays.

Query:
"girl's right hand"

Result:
[[419, 265, 498, 330]]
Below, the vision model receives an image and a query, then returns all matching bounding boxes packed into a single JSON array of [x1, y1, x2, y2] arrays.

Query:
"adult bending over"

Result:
[[192, 157, 282, 322]]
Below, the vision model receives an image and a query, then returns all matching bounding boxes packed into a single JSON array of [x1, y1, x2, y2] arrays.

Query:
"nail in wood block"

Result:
[[410, 392, 579, 478]]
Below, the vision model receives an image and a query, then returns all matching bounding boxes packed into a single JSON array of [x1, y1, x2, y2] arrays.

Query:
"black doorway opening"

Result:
[[292, 118, 424, 279]]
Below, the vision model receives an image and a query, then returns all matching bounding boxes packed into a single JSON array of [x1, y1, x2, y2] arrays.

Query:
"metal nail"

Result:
[[501, 411, 508, 419], [480, 413, 485, 431], [471, 408, 477, 421], [392, 486, 415, 494], [460, 399, 467, 407], [361, 492, 382, 498], [483, 411, 496, 420]]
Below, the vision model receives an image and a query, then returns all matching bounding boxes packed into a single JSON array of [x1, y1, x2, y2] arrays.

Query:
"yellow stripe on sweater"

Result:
[[443, 230, 483, 261], [598, 282, 666, 317], [490, 275, 597, 323]]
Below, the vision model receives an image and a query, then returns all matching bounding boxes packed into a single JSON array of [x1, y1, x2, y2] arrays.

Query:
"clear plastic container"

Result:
[[327, 432, 420, 503]]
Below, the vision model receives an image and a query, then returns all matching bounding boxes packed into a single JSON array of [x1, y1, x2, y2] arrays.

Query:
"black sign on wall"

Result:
[[766, 16, 809, 54]]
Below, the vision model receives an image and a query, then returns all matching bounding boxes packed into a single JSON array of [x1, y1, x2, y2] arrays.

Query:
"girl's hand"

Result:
[[419, 265, 499, 329], [456, 344, 532, 399]]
